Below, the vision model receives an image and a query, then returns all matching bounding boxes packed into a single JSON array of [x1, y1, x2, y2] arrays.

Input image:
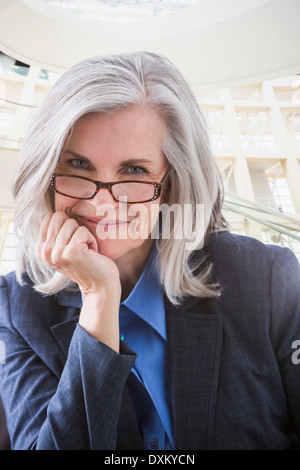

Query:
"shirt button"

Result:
[[149, 438, 159, 450]]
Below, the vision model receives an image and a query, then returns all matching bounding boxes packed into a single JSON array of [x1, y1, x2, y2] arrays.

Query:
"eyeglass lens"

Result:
[[54, 175, 156, 202]]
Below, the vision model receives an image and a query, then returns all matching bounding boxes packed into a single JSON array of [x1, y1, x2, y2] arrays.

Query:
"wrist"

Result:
[[81, 283, 121, 310], [80, 276, 121, 300], [79, 281, 121, 352]]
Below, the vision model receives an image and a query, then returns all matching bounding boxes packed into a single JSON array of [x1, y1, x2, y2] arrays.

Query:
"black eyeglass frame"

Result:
[[50, 168, 169, 204]]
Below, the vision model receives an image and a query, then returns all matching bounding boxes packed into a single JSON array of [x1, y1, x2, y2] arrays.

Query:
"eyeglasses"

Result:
[[50, 169, 169, 204]]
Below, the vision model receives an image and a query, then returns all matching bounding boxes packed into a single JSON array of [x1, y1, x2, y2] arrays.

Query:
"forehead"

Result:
[[67, 106, 166, 156]]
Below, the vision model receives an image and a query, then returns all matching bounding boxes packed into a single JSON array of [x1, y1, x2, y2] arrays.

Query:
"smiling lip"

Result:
[[79, 216, 128, 228]]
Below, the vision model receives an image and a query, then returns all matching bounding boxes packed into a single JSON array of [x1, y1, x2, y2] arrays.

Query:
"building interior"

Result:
[[1, 0, 300, 274], [0, 0, 300, 449]]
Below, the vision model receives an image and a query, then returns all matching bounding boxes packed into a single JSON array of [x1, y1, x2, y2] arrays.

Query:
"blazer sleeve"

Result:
[[0, 276, 136, 450], [269, 247, 300, 438]]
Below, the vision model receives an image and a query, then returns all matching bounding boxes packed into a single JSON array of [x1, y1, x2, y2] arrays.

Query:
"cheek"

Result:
[[148, 201, 160, 232], [126, 201, 160, 239], [54, 194, 79, 216]]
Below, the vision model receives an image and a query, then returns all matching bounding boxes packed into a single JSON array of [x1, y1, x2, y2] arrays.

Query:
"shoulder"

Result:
[[205, 231, 300, 305], [207, 231, 297, 274], [202, 233, 300, 349], [0, 271, 76, 332], [208, 230, 281, 258], [0, 271, 51, 311], [0, 271, 36, 315], [0, 271, 35, 296]]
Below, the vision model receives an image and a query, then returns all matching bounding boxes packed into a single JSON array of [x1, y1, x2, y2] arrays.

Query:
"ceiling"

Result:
[[43, 0, 203, 22], [0, 0, 300, 91]]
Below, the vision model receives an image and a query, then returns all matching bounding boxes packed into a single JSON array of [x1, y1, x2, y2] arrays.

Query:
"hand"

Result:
[[36, 211, 121, 296], [36, 211, 121, 351]]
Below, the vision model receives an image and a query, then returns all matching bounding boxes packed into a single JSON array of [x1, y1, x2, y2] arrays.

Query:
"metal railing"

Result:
[[223, 192, 300, 259]]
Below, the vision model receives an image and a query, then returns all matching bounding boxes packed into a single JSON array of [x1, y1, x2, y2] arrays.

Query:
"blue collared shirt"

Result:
[[119, 245, 175, 450]]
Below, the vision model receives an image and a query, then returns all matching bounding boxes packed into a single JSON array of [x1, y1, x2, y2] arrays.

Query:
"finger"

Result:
[[51, 218, 80, 264], [63, 225, 99, 261], [39, 212, 69, 262], [45, 211, 70, 244], [36, 212, 54, 258], [37, 212, 53, 245]]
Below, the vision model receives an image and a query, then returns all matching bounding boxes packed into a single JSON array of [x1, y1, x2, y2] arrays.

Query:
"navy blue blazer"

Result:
[[0, 232, 300, 450]]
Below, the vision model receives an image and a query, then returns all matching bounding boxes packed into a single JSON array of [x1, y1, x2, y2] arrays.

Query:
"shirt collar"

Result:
[[121, 242, 166, 341]]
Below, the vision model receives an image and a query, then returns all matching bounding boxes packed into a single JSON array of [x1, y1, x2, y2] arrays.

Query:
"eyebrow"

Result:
[[62, 149, 153, 168], [62, 150, 94, 166], [118, 158, 153, 167]]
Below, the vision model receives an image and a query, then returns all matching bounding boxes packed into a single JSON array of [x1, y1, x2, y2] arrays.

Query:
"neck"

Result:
[[115, 238, 153, 302]]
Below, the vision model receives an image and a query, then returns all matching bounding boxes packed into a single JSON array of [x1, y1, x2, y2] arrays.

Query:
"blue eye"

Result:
[[127, 166, 147, 174], [70, 159, 89, 169]]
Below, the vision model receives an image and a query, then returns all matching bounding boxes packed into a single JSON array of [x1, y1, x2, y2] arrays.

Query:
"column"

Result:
[[261, 82, 300, 213], [6, 64, 40, 147], [221, 89, 255, 201]]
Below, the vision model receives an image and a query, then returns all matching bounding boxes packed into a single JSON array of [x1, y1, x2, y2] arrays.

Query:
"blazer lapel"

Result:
[[166, 295, 223, 450]]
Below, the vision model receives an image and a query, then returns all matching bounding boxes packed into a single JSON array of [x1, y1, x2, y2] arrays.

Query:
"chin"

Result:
[[95, 237, 146, 261]]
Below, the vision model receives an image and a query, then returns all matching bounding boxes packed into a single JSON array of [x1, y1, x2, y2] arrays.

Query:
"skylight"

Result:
[[44, 0, 202, 22]]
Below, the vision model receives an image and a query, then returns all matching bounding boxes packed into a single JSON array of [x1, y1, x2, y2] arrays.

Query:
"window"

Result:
[[206, 109, 224, 122], [211, 132, 229, 149], [39, 69, 60, 81], [284, 111, 300, 133], [240, 133, 249, 150], [240, 133, 276, 151], [247, 111, 268, 122], [253, 134, 276, 151], [267, 176, 295, 213]]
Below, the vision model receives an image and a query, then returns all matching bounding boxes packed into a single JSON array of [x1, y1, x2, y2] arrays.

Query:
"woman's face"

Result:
[[54, 105, 169, 262]]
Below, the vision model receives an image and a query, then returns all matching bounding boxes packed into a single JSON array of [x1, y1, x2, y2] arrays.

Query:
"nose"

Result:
[[88, 187, 118, 208]]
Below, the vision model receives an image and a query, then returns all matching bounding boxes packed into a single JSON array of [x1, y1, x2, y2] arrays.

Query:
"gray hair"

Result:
[[12, 51, 227, 304]]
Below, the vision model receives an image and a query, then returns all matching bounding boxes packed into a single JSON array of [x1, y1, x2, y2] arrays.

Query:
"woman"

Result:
[[0, 52, 300, 450]]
